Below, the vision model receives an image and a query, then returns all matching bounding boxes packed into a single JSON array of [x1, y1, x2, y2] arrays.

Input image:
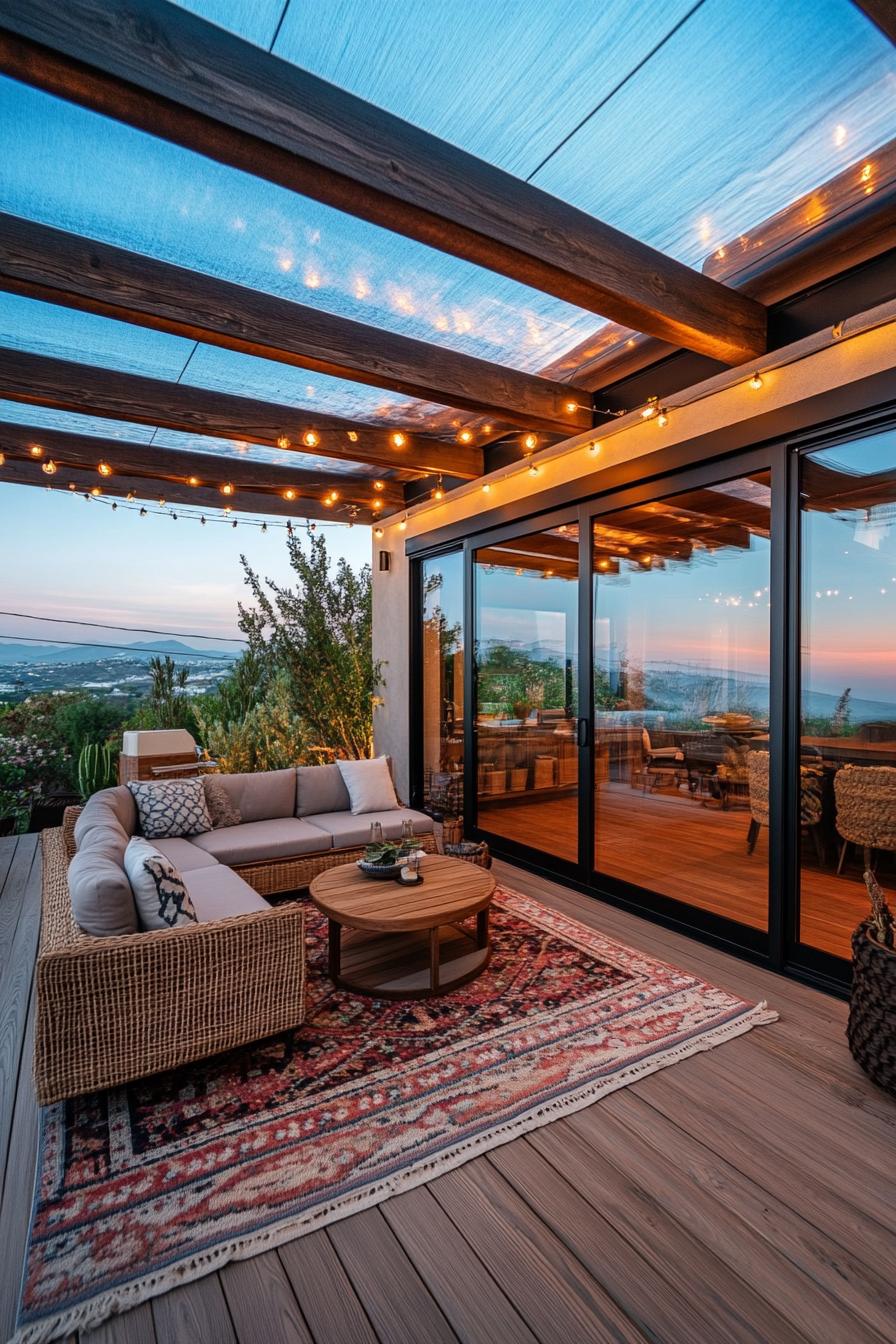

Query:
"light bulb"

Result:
[[68, 482, 76, 491], [391, 432, 407, 448], [749, 373, 763, 390], [347, 430, 359, 442], [523, 433, 537, 451], [0, 451, 4, 466], [399, 516, 407, 531], [330, 490, 339, 502], [98, 461, 112, 477], [433, 486, 444, 500], [588, 440, 601, 455], [221, 482, 234, 496], [158, 497, 165, 507], [126, 491, 135, 501], [283, 488, 297, 501], [29, 444, 43, 457], [458, 429, 474, 444], [564, 400, 578, 414], [323, 496, 334, 508], [188, 475, 199, 486], [528, 461, 539, 477], [373, 480, 385, 492], [482, 482, 491, 493], [303, 430, 320, 448], [90, 486, 101, 496], [372, 497, 383, 510], [42, 459, 57, 475], [277, 434, 291, 449], [641, 400, 657, 420], [657, 411, 668, 428], [374, 526, 384, 538], [223, 505, 231, 514]]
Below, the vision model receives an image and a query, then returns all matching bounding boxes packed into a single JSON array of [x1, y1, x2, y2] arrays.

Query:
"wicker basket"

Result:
[[509, 767, 528, 791], [444, 841, 492, 869], [848, 922, 896, 1097]]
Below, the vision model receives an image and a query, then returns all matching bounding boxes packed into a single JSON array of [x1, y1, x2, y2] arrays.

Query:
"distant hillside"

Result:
[[0, 639, 241, 666]]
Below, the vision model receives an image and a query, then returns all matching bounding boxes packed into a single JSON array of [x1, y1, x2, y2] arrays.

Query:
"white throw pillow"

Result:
[[124, 837, 198, 930], [336, 756, 399, 815]]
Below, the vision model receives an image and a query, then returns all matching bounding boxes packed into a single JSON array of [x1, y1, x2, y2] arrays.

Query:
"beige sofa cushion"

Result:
[[215, 769, 296, 823], [336, 756, 399, 815], [152, 837, 220, 872], [73, 785, 137, 850], [188, 817, 332, 865], [69, 841, 138, 937], [295, 763, 351, 817], [306, 807, 433, 850], [183, 866, 271, 921]]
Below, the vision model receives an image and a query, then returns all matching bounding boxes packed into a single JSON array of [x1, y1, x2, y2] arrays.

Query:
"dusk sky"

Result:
[[0, 482, 373, 650]]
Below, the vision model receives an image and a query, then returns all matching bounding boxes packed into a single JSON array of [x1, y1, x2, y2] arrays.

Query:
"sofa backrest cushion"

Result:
[[74, 785, 137, 850], [69, 840, 138, 936], [295, 763, 351, 817], [215, 768, 296, 822]]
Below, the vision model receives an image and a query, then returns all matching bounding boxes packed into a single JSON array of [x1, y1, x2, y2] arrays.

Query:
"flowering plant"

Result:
[[0, 734, 67, 829]]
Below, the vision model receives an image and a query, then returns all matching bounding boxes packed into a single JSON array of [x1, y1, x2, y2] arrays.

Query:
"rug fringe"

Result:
[[10, 1000, 777, 1344]]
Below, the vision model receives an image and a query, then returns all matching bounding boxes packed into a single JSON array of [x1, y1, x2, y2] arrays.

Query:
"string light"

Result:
[[223, 505, 231, 514], [564, 400, 578, 414], [0, 451, 4, 466], [457, 429, 474, 444], [391, 432, 407, 448], [303, 430, 320, 448], [374, 526, 384, 538], [232, 519, 238, 528], [277, 434, 291, 449], [200, 515, 206, 525], [588, 440, 601, 455], [261, 521, 267, 533], [283, 488, 297, 502], [323, 496, 334, 508], [139, 507, 147, 517], [433, 475, 444, 501], [158, 497, 166, 507], [97, 461, 112, 477], [522, 433, 537, 451], [29, 444, 43, 457], [111, 502, 117, 511], [482, 482, 491, 493], [372, 497, 383, 510], [641, 397, 658, 420], [526, 456, 539, 477], [187, 476, 200, 486], [399, 516, 408, 531], [347, 431, 359, 443], [657, 409, 669, 428], [373, 480, 385, 492], [221, 482, 234, 496], [749, 373, 763, 390], [68, 482, 76, 491], [126, 491, 135, 501], [41, 460, 57, 475]]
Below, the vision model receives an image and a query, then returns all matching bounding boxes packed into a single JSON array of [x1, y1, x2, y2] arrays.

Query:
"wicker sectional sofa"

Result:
[[35, 765, 435, 1104]]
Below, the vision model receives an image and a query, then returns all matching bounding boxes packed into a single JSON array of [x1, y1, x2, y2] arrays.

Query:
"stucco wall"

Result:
[[372, 309, 896, 799]]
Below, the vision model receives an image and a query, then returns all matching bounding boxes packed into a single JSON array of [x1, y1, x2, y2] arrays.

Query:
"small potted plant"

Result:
[[358, 840, 406, 879]]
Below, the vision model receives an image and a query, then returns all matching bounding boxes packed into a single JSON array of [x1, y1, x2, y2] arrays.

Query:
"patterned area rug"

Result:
[[16, 886, 776, 1343]]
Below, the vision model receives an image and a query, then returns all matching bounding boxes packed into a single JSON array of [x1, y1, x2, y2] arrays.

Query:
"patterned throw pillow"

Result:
[[127, 777, 213, 839], [124, 837, 198, 930], [203, 775, 241, 829]]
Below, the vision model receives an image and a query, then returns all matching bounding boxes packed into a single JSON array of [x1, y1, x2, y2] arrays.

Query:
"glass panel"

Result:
[[475, 524, 579, 863], [593, 474, 771, 930], [420, 552, 464, 820], [799, 430, 896, 960]]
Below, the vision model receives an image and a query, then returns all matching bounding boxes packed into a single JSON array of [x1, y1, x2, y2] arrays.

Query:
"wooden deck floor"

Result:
[[2, 830, 895, 1344]]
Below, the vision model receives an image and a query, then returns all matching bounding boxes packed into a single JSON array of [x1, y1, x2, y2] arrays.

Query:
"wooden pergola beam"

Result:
[[0, 0, 766, 366], [0, 421, 404, 513], [0, 458, 367, 522], [851, 1, 896, 43], [0, 349, 481, 478], [0, 214, 591, 437]]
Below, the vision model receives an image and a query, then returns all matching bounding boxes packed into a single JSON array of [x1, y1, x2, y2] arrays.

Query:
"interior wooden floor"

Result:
[[479, 780, 873, 959], [2, 830, 895, 1344]]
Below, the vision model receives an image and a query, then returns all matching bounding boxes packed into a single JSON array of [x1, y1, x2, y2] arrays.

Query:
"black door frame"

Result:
[[408, 407, 896, 996]]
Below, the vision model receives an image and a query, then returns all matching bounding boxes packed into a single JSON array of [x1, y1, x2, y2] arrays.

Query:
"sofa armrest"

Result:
[[34, 900, 306, 1104]]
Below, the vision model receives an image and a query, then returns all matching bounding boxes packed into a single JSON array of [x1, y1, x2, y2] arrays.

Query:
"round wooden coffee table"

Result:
[[309, 854, 496, 999]]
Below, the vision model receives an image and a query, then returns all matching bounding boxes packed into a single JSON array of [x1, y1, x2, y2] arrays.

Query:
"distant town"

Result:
[[0, 640, 239, 704]]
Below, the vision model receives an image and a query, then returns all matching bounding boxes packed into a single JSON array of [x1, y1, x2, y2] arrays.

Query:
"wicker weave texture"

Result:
[[235, 832, 438, 895], [849, 921, 896, 1097], [834, 765, 896, 849], [35, 827, 307, 1104]]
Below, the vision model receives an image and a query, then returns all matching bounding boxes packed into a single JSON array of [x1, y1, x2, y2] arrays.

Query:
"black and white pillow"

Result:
[[127, 777, 213, 839], [124, 837, 198, 930]]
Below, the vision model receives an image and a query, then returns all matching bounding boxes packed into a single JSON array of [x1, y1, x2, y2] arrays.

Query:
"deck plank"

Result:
[[327, 1207, 460, 1344], [220, 1251, 313, 1343], [81, 1301, 157, 1344], [381, 1182, 540, 1344], [430, 1158, 648, 1343], [151, 1275, 237, 1344], [276, 1230, 379, 1344]]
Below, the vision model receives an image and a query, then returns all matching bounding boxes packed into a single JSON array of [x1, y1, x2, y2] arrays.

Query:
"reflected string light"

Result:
[[303, 430, 320, 449], [42, 459, 57, 475]]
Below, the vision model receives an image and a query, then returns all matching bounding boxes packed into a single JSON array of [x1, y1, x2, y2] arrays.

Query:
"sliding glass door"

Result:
[[589, 470, 773, 944], [473, 521, 580, 865]]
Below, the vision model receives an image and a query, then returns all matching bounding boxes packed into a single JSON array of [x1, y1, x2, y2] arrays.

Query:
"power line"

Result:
[[0, 634, 239, 661], [0, 611, 248, 644]]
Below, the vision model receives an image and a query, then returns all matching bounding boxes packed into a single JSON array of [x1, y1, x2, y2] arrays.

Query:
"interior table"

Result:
[[309, 853, 496, 999]]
